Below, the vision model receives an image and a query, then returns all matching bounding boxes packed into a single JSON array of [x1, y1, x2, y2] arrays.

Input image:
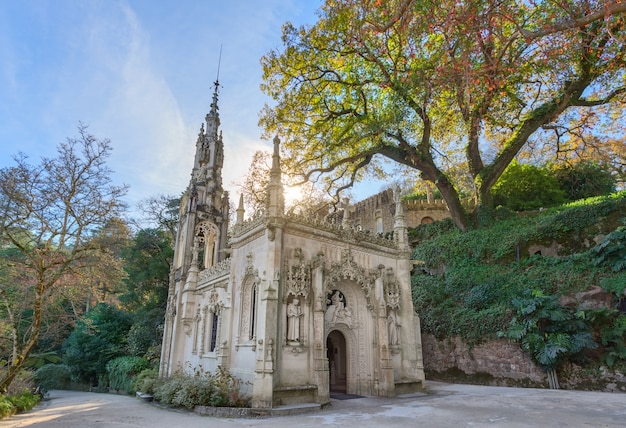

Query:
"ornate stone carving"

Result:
[[198, 258, 231, 283], [383, 267, 402, 353], [384, 267, 401, 311], [286, 298, 303, 344], [325, 290, 353, 327], [324, 249, 374, 308], [284, 247, 311, 302]]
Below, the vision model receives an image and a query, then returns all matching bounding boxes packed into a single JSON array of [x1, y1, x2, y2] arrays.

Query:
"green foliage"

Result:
[[585, 309, 626, 368], [409, 218, 457, 244], [412, 192, 626, 370], [106, 356, 150, 394], [125, 312, 162, 360], [403, 189, 443, 201], [0, 392, 39, 419], [132, 368, 159, 395], [152, 368, 249, 409], [412, 263, 514, 342], [260, 0, 626, 232], [23, 352, 62, 370], [0, 126, 128, 393], [118, 228, 171, 363], [62, 303, 132, 386], [499, 290, 597, 370], [552, 161, 616, 202], [491, 161, 567, 211], [0, 396, 14, 419], [593, 221, 626, 273], [119, 228, 172, 313], [536, 195, 625, 243], [34, 364, 71, 391]]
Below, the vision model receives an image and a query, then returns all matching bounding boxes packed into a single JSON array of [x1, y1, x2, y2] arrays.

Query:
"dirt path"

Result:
[[1, 382, 624, 427]]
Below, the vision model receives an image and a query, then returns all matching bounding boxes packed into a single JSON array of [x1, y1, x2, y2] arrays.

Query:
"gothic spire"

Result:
[[266, 135, 284, 218]]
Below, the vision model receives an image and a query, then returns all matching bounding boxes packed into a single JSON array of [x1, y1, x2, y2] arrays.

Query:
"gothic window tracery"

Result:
[[195, 221, 219, 269]]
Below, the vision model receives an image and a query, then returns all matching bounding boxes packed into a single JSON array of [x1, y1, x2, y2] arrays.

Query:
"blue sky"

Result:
[[0, 0, 327, 220]]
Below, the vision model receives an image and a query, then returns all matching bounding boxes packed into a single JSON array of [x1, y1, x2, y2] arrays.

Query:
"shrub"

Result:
[[491, 161, 566, 211], [62, 303, 133, 387], [34, 364, 71, 391], [153, 368, 249, 409], [0, 392, 40, 419], [106, 356, 151, 394], [552, 161, 616, 201], [0, 396, 14, 419], [132, 368, 160, 395]]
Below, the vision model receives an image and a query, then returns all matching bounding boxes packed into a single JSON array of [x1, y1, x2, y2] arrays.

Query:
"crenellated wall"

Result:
[[350, 189, 452, 234]]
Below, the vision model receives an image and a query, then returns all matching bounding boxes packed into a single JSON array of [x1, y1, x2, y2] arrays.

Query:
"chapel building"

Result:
[[159, 82, 426, 409]]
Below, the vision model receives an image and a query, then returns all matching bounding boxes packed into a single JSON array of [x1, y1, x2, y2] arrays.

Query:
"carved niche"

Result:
[[283, 248, 311, 349], [323, 249, 374, 308], [283, 248, 311, 302], [238, 252, 261, 348], [383, 267, 402, 353]]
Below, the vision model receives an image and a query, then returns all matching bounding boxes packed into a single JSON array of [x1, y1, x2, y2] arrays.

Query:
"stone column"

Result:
[[311, 264, 329, 404]]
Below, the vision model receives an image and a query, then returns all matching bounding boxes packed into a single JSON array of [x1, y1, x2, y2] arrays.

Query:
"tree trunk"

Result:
[[433, 176, 469, 232]]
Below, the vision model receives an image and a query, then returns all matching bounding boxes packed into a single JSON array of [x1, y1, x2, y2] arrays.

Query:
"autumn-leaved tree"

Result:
[[260, 0, 626, 231], [0, 125, 127, 393]]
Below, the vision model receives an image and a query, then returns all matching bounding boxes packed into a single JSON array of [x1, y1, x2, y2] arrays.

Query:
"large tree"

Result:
[[0, 125, 127, 392], [260, 0, 626, 231]]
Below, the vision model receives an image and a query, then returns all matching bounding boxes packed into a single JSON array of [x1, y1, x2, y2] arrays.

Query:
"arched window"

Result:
[[240, 275, 259, 342], [195, 222, 219, 269], [250, 281, 258, 340], [209, 312, 219, 352]]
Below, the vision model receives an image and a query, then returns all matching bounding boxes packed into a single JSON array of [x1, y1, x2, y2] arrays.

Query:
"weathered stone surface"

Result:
[[421, 334, 545, 384], [160, 86, 427, 410], [575, 285, 614, 310]]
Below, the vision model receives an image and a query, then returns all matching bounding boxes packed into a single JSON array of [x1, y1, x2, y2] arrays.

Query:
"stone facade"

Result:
[[329, 189, 453, 238], [159, 83, 426, 409]]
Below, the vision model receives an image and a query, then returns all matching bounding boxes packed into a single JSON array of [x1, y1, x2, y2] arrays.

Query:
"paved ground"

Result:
[[1, 381, 625, 428]]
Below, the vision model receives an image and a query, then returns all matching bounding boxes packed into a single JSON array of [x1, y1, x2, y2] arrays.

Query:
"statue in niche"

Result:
[[287, 298, 303, 344], [325, 290, 352, 326], [387, 308, 400, 346]]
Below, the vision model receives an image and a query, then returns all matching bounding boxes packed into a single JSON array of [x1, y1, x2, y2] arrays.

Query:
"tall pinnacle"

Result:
[[266, 135, 284, 218], [206, 80, 221, 134]]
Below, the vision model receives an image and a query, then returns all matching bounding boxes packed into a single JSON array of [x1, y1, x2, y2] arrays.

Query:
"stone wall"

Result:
[[421, 334, 546, 386], [350, 189, 452, 234], [422, 334, 626, 392]]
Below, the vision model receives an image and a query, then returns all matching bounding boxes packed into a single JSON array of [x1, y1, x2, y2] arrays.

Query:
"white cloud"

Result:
[[0, 0, 326, 219]]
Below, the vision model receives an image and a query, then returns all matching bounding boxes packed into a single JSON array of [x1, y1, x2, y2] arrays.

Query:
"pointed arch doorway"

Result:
[[327, 330, 347, 393]]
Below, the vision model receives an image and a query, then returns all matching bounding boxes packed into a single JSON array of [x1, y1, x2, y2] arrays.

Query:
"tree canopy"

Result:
[[260, 0, 626, 231], [0, 125, 127, 392]]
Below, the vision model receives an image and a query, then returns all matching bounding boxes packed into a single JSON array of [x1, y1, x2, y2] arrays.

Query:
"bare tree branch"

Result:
[[521, 2, 626, 39]]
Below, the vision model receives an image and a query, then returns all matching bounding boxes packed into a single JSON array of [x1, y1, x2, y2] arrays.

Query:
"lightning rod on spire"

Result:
[[214, 44, 223, 94]]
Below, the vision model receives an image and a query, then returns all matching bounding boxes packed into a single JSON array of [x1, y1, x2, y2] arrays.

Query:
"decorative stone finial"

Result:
[[236, 193, 245, 224]]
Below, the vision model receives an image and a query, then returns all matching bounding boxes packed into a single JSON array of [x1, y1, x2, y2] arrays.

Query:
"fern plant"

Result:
[[593, 221, 626, 273], [499, 289, 597, 373]]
